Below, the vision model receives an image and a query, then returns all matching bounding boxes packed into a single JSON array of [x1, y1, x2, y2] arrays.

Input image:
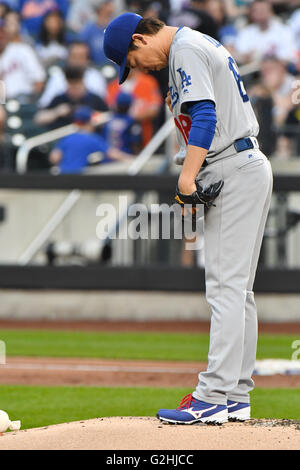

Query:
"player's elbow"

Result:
[[187, 101, 217, 151]]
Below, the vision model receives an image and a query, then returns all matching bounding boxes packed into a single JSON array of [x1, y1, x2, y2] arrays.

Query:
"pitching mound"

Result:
[[0, 418, 299, 450]]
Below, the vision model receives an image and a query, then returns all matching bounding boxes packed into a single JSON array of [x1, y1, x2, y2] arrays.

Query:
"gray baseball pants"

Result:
[[193, 148, 273, 405]]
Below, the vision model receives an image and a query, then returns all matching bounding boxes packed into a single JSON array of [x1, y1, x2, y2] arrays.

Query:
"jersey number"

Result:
[[228, 57, 249, 103], [174, 115, 192, 145]]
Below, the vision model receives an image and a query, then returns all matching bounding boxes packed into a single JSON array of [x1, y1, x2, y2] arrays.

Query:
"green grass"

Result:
[[0, 386, 299, 430], [0, 329, 298, 361]]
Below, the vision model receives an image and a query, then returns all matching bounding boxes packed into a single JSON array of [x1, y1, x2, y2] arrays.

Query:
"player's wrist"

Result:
[[178, 177, 197, 195]]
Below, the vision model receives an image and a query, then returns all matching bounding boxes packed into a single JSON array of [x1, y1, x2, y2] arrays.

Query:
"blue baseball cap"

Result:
[[74, 106, 93, 124], [116, 92, 133, 107], [104, 12, 142, 85]]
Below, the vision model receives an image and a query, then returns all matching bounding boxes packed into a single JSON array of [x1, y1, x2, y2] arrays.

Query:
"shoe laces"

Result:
[[177, 393, 196, 410]]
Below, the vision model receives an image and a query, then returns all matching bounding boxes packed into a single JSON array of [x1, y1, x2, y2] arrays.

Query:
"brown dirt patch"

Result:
[[1, 357, 299, 388], [0, 320, 300, 334], [0, 417, 299, 450]]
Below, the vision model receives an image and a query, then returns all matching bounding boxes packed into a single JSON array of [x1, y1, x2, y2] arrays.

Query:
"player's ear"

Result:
[[131, 33, 148, 46]]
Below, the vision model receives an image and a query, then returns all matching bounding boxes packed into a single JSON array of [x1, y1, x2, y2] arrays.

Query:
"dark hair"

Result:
[[65, 65, 85, 82], [39, 10, 65, 46], [0, 4, 11, 19], [129, 17, 165, 50]]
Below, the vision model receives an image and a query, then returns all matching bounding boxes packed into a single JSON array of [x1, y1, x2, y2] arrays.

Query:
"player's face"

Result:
[[126, 35, 168, 74]]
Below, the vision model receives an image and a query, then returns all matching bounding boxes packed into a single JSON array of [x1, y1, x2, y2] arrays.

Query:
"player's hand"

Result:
[[175, 180, 224, 214], [177, 181, 197, 219], [165, 91, 172, 113], [178, 180, 197, 195]]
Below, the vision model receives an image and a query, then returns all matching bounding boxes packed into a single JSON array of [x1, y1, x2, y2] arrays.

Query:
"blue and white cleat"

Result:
[[227, 400, 251, 422], [157, 393, 228, 425]]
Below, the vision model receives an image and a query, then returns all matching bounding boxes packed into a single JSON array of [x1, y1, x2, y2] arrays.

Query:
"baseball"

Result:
[[0, 410, 10, 433]]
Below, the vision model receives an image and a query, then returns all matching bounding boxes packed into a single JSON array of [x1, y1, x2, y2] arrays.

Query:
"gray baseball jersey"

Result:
[[167, 28, 273, 409], [169, 27, 259, 161]]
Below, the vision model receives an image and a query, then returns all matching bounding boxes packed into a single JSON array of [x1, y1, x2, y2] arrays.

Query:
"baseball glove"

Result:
[[175, 180, 224, 217]]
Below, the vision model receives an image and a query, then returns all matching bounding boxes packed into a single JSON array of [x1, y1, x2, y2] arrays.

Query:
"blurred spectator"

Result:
[[107, 69, 163, 147], [38, 41, 107, 108], [168, 0, 219, 39], [142, 2, 163, 19], [0, 13, 46, 99], [19, 0, 69, 37], [205, 0, 238, 53], [102, 92, 142, 155], [125, 0, 153, 15], [142, 1, 171, 22], [4, 9, 31, 42], [233, 0, 297, 65], [249, 56, 296, 157], [282, 101, 300, 157], [67, 0, 97, 33], [289, 8, 300, 60], [36, 10, 68, 67], [249, 81, 277, 156], [223, 0, 254, 19], [35, 65, 108, 129], [2, 9, 16, 40], [125, 0, 142, 13], [49, 106, 133, 174], [127, 1, 171, 23], [260, 57, 294, 127], [79, 0, 115, 67]]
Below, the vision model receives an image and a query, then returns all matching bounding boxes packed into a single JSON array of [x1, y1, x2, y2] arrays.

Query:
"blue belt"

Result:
[[202, 137, 256, 167], [234, 137, 255, 153]]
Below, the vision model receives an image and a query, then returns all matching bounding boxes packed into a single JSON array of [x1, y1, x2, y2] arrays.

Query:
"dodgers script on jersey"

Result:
[[169, 27, 259, 161]]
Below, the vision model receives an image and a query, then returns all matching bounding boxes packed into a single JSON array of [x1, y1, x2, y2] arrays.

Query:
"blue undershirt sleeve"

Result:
[[186, 100, 217, 151]]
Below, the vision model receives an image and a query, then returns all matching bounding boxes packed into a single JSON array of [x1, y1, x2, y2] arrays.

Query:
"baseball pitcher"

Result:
[[104, 13, 273, 425]]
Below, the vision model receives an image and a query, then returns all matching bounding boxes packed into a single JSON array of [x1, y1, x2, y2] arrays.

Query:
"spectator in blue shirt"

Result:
[[19, 0, 69, 37], [49, 106, 133, 174], [79, 0, 114, 67], [102, 92, 142, 155]]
